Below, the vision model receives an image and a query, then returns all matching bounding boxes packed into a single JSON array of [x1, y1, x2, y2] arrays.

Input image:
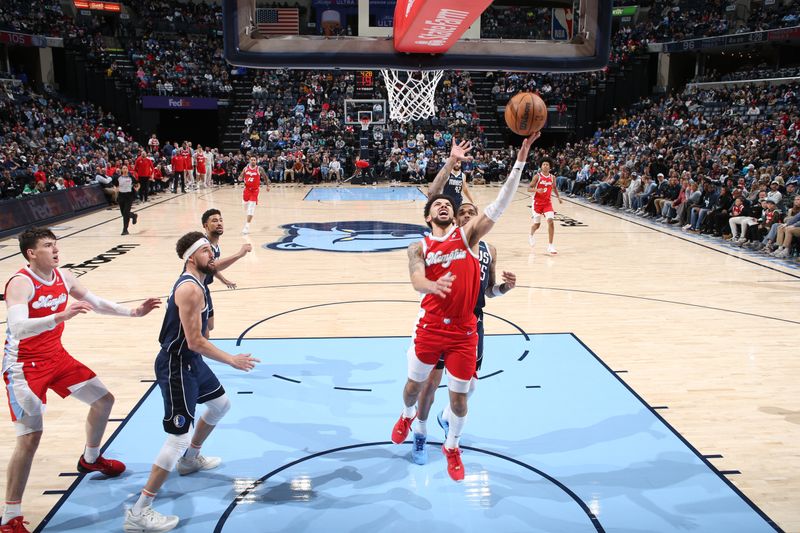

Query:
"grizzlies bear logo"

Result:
[[265, 221, 429, 253]]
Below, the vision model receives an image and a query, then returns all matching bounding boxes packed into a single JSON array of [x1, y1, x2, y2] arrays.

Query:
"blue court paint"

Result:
[[304, 187, 427, 202], [40, 334, 778, 532]]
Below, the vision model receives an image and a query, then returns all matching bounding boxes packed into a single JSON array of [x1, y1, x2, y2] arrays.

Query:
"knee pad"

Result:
[[246, 201, 256, 216], [69, 377, 110, 406], [201, 394, 231, 426], [154, 433, 191, 472], [467, 377, 477, 398], [407, 344, 434, 383], [447, 374, 471, 394], [14, 415, 43, 436]]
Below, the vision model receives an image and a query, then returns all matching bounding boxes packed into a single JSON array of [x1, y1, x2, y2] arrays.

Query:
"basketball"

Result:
[[504, 92, 548, 136]]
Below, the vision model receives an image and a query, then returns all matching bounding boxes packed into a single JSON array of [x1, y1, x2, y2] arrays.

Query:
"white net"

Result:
[[380, 69, 444, 123]]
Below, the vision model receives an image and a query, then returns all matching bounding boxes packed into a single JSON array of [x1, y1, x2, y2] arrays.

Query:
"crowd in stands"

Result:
[[133, 0, 223, 34], [480, 6, 551, 40], [129, 33, 232, 97], [242, 69, 487, 183], [693, 65, 800, 83], [536, 81, 800, 259], [641, 0, 799, 43], [0, 0, 74, 38], [0, 83, 174, 202]]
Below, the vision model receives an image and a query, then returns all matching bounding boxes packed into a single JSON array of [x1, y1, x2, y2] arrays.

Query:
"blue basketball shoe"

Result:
[[411, 433, 428, 465]]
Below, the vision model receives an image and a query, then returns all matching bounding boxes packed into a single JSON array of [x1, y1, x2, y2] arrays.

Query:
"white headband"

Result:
[[181, 237, 210, 261]]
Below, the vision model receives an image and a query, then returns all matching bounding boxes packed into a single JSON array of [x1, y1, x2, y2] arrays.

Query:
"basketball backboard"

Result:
[[223, 0, 612, 72]]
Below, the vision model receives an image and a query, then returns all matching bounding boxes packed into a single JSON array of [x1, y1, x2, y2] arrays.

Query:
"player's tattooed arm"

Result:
[[408, 242, 454, 298], [407, 242, 425, 280]]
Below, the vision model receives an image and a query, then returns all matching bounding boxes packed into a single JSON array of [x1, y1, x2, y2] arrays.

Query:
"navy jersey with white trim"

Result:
[[158, 273, 208, 358], [474, 241, 491, 314], [442, 172, 465, 210]]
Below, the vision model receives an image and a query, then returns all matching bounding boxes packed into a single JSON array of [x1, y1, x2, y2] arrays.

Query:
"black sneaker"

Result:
[[132, 213, 138, 225]]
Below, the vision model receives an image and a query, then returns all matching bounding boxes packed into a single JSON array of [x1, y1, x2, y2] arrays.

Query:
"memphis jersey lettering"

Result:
[[3, 267, 69, 364], [426, 249, 467, 268], [31, 293, 68, 311], [420, 226, 480, 320]]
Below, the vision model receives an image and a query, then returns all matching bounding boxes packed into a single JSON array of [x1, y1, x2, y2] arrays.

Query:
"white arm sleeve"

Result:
[[81, 291, 133, 317], [484, 161, 526, 222], [7, 304, 57, 340]]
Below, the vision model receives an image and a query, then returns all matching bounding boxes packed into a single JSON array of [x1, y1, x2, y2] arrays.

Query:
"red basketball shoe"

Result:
[[442, 445, 465, 482], [77, 455, 126, 477], [391, 414, 416, 444], [0, 516, 30, 533]]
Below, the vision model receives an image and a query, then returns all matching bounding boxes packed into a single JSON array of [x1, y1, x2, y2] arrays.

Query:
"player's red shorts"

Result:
[[533, 200, 554, 216], [413, 315, 478, 381], [243, 188, 259, 203], [3, 348, 96, 422]]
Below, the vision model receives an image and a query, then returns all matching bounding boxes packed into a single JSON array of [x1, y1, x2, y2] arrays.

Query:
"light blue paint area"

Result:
[[40, 334, 778, 532], [304, 187, 427, 202], [265, 221, 428, 253]]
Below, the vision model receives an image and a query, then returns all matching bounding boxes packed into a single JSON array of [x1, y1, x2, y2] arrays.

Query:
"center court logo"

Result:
[[265, 221, 429, 253]]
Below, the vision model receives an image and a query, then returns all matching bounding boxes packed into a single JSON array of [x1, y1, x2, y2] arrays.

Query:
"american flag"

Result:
[[256, 8, 299, 36]]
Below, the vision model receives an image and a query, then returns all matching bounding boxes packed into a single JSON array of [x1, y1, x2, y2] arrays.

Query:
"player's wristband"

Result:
[[491, 284, 505, 297]]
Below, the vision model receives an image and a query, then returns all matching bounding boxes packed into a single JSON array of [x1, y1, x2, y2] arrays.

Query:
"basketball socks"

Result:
[[83, 444, 100, 463], [529, 234, 536, 246], [2, 502, 21, 524], [444, 413, 466, 450], [414, 419, 427, 436], [184, 442, 202, 460], [132, 489, 156, 515], [402, 405, 417, 419]]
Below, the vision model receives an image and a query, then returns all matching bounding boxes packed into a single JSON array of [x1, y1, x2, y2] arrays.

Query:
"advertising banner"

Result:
[[141, 96, 219, 110]]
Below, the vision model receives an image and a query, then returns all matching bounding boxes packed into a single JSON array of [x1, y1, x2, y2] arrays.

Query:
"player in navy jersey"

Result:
[[124, 232, 258, 533], [200, 209, 252, 335], [432, 154, 476, 212]]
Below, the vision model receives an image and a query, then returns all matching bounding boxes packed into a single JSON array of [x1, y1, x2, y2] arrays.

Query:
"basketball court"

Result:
[[1, 0, 798, 531], [0, 185, 797, 531]]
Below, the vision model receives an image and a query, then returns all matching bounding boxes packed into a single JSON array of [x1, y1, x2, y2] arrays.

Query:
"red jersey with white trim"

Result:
[[533, 172, 554, 203], [195, 152, 206, 174], [243, 165, 261, 190], [181, 149, 193, 169], [3, 268, 69, 365], [419, 226, 480, 321]]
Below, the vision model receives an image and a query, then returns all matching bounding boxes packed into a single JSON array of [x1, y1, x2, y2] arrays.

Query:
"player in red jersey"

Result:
[[194, 147, 206, 189], [528, 157, 563, 255], [237, 156, 270, 235], [181, 143, 194, 191], [1, 228, 160, 532], [391, 132, 540, 482]]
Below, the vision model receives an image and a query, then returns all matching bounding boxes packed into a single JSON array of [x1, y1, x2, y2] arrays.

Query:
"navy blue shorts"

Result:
[[435, 313, 484, 373], [155, 350, 224, 434]]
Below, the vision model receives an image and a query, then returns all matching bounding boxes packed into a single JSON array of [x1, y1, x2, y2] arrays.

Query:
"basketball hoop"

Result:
[[381, 69, 444, 123], [360, 117, 371, 131]]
